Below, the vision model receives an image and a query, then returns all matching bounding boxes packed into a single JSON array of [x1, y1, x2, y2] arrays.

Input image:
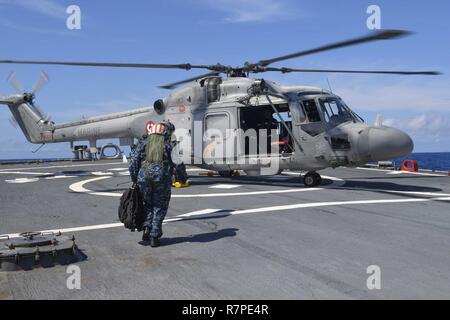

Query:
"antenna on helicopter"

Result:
[[375, 114, 384, 127], [326, 77, 333, 93]]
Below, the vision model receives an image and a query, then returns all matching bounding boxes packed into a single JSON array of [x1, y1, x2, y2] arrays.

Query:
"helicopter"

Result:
[[0, 30, 441, 187]]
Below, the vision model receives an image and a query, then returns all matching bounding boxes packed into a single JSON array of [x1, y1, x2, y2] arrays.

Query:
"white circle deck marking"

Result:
[[91, 171, 114, 176], [45, 175, 78, 180], [69, 175, 346, 198]]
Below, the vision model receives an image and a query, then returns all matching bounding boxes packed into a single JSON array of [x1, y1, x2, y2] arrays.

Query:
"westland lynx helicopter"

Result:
[[0, 30, 440, 187]]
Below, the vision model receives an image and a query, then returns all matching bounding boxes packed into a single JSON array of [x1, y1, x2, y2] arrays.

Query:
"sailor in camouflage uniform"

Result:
[[129, 121, 175, 247]]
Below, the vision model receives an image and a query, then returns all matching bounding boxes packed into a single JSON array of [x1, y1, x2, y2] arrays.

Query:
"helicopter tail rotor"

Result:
[[2, 72, 52, 128], [5, 71, 49, 105], [1, 73, 53, 142], [7, 72, 25, 94], [32, 71, 49, 95]]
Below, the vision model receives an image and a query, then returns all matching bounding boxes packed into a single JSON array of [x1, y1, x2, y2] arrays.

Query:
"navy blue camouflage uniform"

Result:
[[129, 133, 174, 238], [174, 162, 188, 184]]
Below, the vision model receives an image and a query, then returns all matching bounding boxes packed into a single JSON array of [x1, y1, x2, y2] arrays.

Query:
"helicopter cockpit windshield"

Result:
[[298, 95, 363, 136], [319, 97, 359, 128]]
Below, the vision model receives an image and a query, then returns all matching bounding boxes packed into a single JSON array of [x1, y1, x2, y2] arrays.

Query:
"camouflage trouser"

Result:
[[137, 170, 172, 238], [174, 163, 188, 184]]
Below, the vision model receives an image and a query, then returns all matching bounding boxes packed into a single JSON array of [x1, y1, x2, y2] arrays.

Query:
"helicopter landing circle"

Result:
[[69, 173, 346, 198]]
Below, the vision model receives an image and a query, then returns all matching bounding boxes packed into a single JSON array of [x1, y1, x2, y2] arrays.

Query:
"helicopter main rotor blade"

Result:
[[256, 30, 411, 67], [0, 60, 217, 71], [263, 67, 441, 75], [159, 72, 222, 89]]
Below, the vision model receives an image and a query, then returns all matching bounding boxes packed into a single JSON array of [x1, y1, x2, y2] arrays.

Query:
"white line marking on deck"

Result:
[[3, 223, 125, 239], [209, 184, 241, 189], [3, 196, 450, 239], [0, 162, 123, 172], [356, 167, 391, 172], [5, 178, 40, 184], [387, 171, 445, 177], [356, 167, 447, 177], [0, 171, 52, 175], [0, 163, 208, 173], [170, 208, 221, 218]]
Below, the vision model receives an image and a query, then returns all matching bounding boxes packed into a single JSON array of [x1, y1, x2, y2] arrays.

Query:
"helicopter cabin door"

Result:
[[203, 111, 232, 165], [238, 103, 294, 157]]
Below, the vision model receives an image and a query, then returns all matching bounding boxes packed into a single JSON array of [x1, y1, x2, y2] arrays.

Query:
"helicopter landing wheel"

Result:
[[218, 170, 234, 178], [303, 171, 322, 187]]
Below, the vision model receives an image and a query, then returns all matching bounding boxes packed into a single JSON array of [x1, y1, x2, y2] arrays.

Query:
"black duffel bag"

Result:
[[118, 184, 144, 232]]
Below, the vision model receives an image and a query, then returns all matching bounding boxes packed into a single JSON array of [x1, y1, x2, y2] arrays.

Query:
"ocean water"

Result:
[[0, 158, 71, 164], [393, 152, 450, 172], [1, 153, 450, 171]]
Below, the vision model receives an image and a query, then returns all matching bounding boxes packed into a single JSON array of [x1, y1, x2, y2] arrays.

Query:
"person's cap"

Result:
[[161, 120, 175, 135], [148, 123, 166, 135]]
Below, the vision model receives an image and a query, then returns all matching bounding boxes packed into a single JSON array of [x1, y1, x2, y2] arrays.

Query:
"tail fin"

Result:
[[1, 94, 53, 143]]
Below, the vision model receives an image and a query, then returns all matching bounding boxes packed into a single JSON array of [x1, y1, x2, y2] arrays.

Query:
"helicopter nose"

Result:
[[358, 127, 413, 161]]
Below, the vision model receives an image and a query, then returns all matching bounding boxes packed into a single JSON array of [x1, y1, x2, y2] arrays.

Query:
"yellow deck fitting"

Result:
[[172, 181, 191, 188]]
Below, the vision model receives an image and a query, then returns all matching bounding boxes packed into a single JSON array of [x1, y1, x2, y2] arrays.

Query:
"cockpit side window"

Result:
[[301, 99, 321, 123], [319, 97, 354, 128], [205, 78, 222, 103]]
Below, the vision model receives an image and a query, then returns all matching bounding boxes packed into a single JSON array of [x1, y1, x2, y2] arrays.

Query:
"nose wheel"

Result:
[[303, 171, 322, 187]]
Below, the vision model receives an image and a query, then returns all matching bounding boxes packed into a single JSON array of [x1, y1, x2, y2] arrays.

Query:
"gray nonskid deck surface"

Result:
[[0, 160, 449, 299]]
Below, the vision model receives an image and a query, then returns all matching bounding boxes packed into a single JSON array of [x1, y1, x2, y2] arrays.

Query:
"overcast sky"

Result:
[[0, 0, 449, 159]]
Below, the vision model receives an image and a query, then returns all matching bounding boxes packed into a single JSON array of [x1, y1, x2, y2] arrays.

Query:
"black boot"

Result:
[[142, 227, 150, 242], [150, 237, 160, 248]]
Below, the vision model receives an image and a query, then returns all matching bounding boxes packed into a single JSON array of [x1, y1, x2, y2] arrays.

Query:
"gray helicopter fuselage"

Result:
[[0, 76, 413, 173], [161, 77, 413, 172]]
